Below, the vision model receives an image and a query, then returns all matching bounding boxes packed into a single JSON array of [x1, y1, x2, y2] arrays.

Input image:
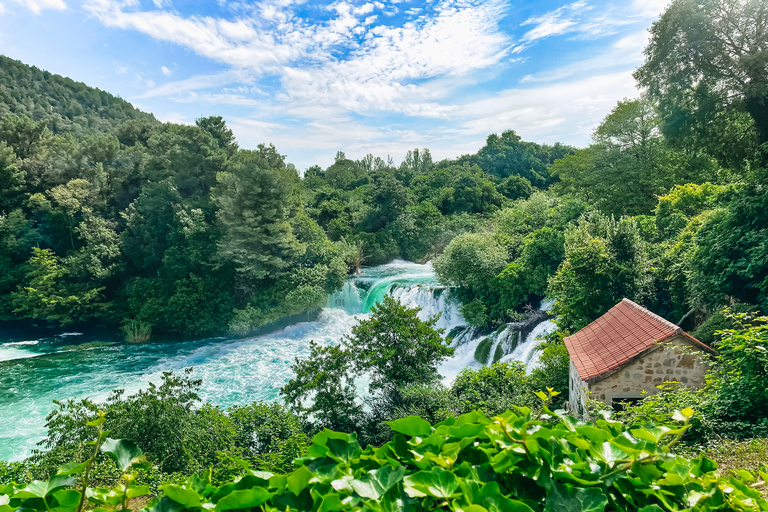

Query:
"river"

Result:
[[0, 260, 554, 462]]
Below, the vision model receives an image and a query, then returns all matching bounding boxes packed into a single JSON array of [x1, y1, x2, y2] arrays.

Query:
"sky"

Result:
[[0, 0, 667, 170]]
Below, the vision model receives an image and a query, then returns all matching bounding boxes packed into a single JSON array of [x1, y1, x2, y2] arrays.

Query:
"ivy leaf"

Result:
[[287, 466, 313, 495], [100, 439, 147, 471], [145, 496, 185, 512], [51, 489, 81, 508], [126, 486, 150, 499], [161, 485, 201, 508], [214, 489, 273, 511], [543, 482, 607, 512], [56, 462, 87, 476], [387, 416, 432, 437], [403, 467, 459, 498], [24, 475, 76, 498]]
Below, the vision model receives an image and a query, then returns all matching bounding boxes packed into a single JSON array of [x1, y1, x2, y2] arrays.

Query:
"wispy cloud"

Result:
[[160, 65, 172, 76], [9, 0, 66, 14]]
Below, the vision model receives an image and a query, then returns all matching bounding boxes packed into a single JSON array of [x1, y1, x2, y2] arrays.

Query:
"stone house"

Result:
[[564, 298, 716, 417]]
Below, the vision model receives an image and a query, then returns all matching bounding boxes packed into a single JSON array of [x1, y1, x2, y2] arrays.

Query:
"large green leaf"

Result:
[[543, 482, 607, 512], [403, 467, 459, 498], [145, 496, 185, 512], [23, 475, 76, 498], [100, 439, 147, 471], [351, 466, 406, 500], [387, 416, 432, 437], [215, 489, 273, 511], [161, 485, 201, 508], [287, 466, 313, 496]]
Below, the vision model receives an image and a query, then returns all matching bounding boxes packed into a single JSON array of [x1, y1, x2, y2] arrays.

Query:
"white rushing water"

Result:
[[0, 260, 554, 461]]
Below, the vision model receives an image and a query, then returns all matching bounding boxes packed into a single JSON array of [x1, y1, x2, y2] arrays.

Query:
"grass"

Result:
[[679, 439, 768, 497], [122, 320, 152, 344], [474, 338, 493, 365]]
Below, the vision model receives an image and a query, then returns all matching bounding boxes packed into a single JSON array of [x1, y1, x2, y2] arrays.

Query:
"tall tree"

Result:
[[635, 0, 767, 165], [214, 150, 305, 283]]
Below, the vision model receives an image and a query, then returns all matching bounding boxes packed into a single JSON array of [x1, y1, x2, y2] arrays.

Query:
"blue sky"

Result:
[[0, 0, 666, 170]]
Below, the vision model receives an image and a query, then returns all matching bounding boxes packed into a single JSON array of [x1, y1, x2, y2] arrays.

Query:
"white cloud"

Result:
[[139, 70, 253, 98], [352, 2, 374, 15], [456, 71, 639, 142], [160, 65, 172, 76], [630, 0, 668, 18], [9, 0, 66, 14], [521, 30, 648, 83], [94, 0, 510, 120], [521, 1, 586, 42]]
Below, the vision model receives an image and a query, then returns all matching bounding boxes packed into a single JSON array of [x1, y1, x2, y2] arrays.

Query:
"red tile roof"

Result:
[[564, 298, 715, 382]]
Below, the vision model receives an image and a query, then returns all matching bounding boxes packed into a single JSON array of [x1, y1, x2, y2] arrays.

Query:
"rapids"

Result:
[[0, 260, 554, 462]]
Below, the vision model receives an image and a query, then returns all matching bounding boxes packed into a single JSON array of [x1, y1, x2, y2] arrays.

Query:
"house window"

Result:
[[610, 396, 643, 412]]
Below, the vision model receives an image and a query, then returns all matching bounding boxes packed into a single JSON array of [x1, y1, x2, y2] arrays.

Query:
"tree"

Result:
[[0, 210, 37, 320], [433, 233, 508, 295], [549, 215, 651, 331], [42, 179, 95, 251], [196, 116, 238, 157], [343, 295, 454, 396], [281, 342, 363, 433], [12, 247, 104, 325], [498, 175, 533, 201], [552, 98, 709, 217], [688, 171, 768, 311], [0, 142, 26, 212], [227, 401, 308, 473], [635, 0, 767, 163], [214, 158, 305, 282]]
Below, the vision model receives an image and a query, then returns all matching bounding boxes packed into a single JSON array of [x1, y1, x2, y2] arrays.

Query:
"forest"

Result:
[[1, 0, 768, 509]]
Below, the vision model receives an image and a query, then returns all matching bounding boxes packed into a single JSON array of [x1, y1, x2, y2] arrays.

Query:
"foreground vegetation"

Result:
[[2, 396, 767, 512]]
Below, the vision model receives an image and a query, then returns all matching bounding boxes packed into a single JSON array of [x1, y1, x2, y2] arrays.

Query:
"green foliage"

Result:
[[433, 233, 507, 295], [452, 362, 536, 416], [550, 215, 650, 331], [345, 295, 454, 396], [476, 129, 574, 187], [462, 301, 489, 328], [688, 173, 768, 312], [122, 319, 151, 344], [281, 342, 363, 433], [7, 405, 763, 512], [12, 247, 105, 325], [214, 148, 304, 282], [710, 314, 768, 427], [0, 56, 156, 137], [635, 0, 765, 162], [552, 98, 716, 217], [282, 297, 454, 439], [227, 402, 308, 474]]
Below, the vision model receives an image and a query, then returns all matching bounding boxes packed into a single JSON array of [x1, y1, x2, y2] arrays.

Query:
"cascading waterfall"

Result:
[[0, 259, 556, 462]]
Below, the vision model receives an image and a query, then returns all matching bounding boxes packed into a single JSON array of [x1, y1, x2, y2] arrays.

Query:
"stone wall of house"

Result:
[[587, 335, 711, 407], [568, 359, 588, 417]]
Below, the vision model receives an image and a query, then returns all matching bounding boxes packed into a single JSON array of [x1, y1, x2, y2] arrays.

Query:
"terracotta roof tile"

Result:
[[564, 298, 715, 382]]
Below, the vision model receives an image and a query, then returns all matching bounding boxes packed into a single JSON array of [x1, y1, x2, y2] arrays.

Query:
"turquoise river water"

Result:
[[0, 260, 554, 462]]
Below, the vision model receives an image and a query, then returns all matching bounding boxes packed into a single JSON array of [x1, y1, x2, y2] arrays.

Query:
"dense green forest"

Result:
[[0, 55, 579, 337], [2, 0, 768, 506]]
